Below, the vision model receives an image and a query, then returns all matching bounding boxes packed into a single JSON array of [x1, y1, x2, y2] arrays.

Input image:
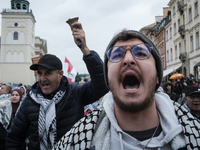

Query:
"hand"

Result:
[[71, 22, 90, 55]]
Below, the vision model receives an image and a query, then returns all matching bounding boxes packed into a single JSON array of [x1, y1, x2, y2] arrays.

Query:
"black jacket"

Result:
[[5, 51, 108, 150]]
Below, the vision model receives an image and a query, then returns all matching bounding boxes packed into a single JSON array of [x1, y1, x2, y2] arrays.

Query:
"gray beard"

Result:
[[109, 76, 157, 113]]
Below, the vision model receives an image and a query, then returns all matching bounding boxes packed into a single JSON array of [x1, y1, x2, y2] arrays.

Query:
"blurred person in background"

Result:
[[0, 83, 12, 101], [19, 86, 26, 101], [181, 77, 188, 91], [164, 82, 179, 102], [0, 89, 23, 150], [183, 86, 200, 119], [173, 78, 182, 98], [192, 80, 198, 87], [177, 90, 186, 105]]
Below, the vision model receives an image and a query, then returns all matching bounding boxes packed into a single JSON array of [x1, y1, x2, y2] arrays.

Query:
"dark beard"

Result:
[[112, 90, 154, 113], [109, 70, 157, 113]]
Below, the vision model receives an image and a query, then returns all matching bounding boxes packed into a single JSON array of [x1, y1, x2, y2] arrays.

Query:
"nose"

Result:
[[122, 48, 136, 66], [39, 74, 46, 82]]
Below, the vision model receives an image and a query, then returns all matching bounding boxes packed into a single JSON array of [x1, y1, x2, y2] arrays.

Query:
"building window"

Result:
[[178, 19, 180, 27], [16, 3, 20, 9], [196, 31, 199, 49], [166, 30, 168, 40], [195, 2, 198, 17], [167, 50, 169, 62], [179, 43, 182, 53], [189, 8, 192, 21], [162, 58, 164, 69], [13, 32, 18, 40], [173, 6, 175, 15], [174, 23, 176, 34], [190, 35, 193, 51], [170, 27, 172, 38], [184, 40, 186, 52], [14, 23, 18, 27], [175, 45, 178, 58], [23, 4, 26, 10], [11, 4, 15, 9], [170, 48, 173, 61]]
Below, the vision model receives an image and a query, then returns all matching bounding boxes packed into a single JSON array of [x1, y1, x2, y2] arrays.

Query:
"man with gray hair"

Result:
[[0, 83, 12, 101], [54, 29, 200, 150]]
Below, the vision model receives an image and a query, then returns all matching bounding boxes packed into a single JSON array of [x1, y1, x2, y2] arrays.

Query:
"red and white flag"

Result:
[[63, 57, 77, 84]]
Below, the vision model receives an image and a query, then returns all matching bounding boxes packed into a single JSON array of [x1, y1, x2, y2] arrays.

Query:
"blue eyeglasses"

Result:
[[107, 43, 152, 63]]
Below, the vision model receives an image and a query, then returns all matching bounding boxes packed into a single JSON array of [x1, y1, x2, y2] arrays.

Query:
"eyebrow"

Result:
[[46, 69, 52, 72]]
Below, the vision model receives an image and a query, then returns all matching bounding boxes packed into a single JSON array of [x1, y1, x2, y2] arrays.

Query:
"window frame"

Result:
[[13, 31, 18, 40]]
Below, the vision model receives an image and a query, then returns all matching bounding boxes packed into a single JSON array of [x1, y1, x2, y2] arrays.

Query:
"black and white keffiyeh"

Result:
[[53, 109, 102, 150], [31, 90, 65, 149], [0, 94, 11, 101], [0, 101, 12, 130], [53, 101, 200, 150], [173, 101, 200, 150]]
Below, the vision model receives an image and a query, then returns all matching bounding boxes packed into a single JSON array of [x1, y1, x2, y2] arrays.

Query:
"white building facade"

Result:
[[168, 0, 200, 79], [0, 0, 47, 86]]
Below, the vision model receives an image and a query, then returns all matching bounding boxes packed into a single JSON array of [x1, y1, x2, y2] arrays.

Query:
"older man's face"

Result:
[[185, 94, 200, 113], [37, 66, 63, 95], [107, 38, 158, 113], [0, 85, 9, 95]]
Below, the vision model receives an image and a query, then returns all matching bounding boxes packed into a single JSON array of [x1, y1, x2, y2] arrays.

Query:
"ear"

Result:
[[59, 70, 64, 79]]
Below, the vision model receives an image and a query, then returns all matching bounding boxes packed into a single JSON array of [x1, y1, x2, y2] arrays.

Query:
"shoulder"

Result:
[[53, 108, 105, 149], [0, 94, 11, 100], [173, 102, 200, 148], [0, 98, 11, 108]]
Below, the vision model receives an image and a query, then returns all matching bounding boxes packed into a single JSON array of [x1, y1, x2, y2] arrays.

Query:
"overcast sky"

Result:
[[0, 0, 170, 74]]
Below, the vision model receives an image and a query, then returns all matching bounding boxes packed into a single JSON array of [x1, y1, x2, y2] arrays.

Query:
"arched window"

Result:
[[23, 4, 26, 10], [16, 3, 20, 9], [14, 32, 18, 40], [12, 4, 15, 9]]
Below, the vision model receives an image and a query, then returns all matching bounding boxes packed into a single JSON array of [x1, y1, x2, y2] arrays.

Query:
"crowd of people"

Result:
[[161, 76, 200, 104], [0, 22, 200, 150]]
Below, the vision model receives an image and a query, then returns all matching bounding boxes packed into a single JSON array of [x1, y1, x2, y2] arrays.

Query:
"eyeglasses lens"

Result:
[[132, 44, 151, 59], [107, 44, 151, 63], [107, 47, 125, 63]]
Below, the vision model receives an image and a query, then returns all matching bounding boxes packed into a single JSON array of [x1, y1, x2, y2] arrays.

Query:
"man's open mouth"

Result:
[[42, 83, 50, 87], [194, 103, 200, 106], [122, 75, 140, 91]]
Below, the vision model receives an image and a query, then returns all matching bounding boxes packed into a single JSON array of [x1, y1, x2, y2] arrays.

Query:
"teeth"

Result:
[[126, 88, 137, 91]]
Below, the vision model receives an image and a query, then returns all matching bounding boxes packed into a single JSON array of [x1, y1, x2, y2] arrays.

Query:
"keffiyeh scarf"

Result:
[[0, 94, 11, 101], [53, 102, 200, 150], [30, 90, 65, 149]]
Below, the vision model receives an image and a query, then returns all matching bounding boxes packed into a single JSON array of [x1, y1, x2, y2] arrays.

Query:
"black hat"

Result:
[[185, 86, 200, 96], [30, 54, 62, 70]]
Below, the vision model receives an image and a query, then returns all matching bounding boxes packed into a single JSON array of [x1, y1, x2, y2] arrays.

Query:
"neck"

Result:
[[114, 101, 159, 131], [167, 89, 171, 93], [12, 101, 20, 113], [192, 111, 200, 118]]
